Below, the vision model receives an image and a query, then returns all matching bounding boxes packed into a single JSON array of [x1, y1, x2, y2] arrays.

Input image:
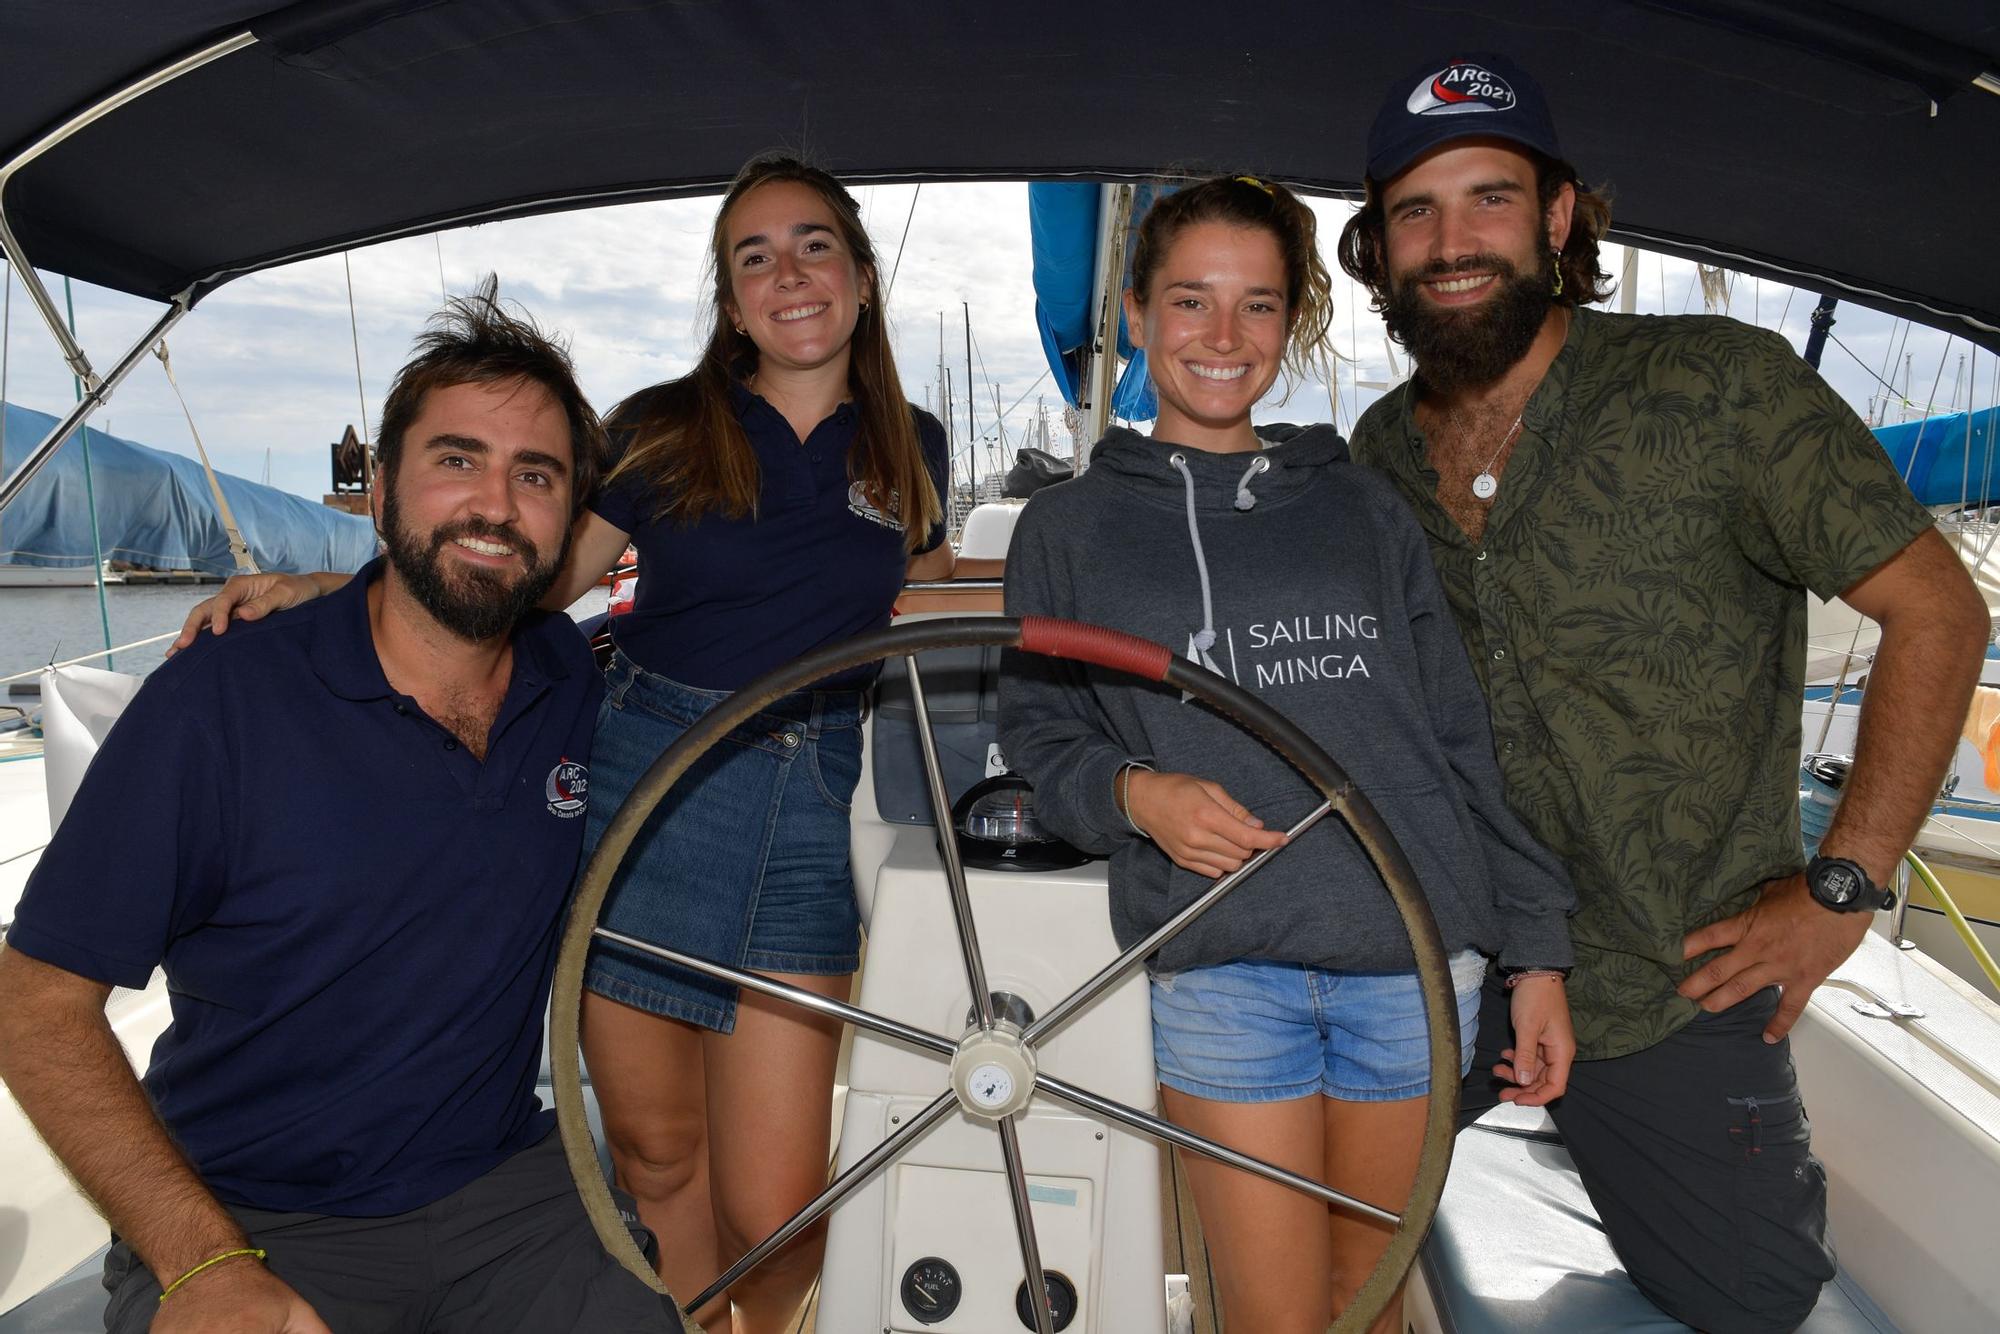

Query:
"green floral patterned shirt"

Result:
[[1350, 309, 1935, 1059]]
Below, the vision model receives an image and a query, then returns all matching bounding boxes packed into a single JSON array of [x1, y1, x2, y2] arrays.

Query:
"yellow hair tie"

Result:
[[1234, 175, 1275, 196], [158, 1248, 268, 1303]]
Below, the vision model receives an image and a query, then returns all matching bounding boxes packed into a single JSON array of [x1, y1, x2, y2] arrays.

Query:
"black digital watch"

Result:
[[1805, 855, 1895, 914]]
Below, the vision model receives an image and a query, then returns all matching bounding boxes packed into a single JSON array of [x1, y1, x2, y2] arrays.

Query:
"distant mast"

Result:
[[964, 302, 977, 499]]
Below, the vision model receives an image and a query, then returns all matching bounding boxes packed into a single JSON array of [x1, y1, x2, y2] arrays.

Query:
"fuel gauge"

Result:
[[899, 1256, 962, 1324]]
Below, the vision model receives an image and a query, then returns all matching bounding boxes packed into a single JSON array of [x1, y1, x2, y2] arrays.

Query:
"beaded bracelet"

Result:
[[1503, 968, 1568, 990], [158, 1247, 267, 1304]]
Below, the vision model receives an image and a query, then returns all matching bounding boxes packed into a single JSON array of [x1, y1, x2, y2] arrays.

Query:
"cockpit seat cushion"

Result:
[[1421, 1106, 1897, 1333]]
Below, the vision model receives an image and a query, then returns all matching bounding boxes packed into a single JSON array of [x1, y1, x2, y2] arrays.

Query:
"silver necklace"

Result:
[[1470, 414, 1525, 500]]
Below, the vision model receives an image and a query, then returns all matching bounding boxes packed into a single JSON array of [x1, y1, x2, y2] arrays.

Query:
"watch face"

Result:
[[1818, 865, 1861, 905]]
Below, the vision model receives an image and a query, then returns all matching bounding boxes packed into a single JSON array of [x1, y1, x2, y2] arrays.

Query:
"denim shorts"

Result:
[[1150, 950, 1488, 1103], [581, 652, 864, 1034]]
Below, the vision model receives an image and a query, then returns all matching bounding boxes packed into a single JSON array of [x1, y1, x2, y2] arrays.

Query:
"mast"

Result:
[[964, 302, 977, 500], [1078, 183, 1134, 466], [1802, 293, 1839, 371]]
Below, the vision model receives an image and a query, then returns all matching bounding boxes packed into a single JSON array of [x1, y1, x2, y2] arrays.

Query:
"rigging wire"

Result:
[[885, 183, 922, 299], [60, 276, 115, 666], [1889, 319, 1917, 412], [1958, 346, 1977, 531], [153, 339, 257, 574], [968, 322, 1009, 471], [1827, 329, 1955, 419], [434, 234, 448, 303], [1871, 334, 1960, 512], [344, 252, 373, 489], [2, 257, 10, 461], [1973, 352, 2000, 568], [995, 367, 1052, 425], [1878, 317, 1907, 404]]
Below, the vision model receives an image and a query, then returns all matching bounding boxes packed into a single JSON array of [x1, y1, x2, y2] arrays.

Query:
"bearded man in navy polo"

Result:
[[0, 287, 682, 1333]]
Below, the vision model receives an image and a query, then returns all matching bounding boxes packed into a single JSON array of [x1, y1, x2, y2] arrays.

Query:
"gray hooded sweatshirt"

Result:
[[998, 424, 1574, 974]]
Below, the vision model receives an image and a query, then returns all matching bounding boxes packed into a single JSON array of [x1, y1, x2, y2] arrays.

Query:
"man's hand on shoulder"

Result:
[[1678, 873, 1870, 1043], [151, 1259, 330, 1334]]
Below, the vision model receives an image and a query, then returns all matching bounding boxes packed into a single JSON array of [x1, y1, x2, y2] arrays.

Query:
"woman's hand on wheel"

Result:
[[1123, 771, 1288, 879], [168, 573, 328, 655]]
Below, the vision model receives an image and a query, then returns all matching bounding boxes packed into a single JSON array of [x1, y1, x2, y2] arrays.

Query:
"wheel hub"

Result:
[[950, 1020, 1039, 1120]]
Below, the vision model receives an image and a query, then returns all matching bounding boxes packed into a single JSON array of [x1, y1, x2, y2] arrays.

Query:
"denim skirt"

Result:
[[581, 651, 865, 1033]]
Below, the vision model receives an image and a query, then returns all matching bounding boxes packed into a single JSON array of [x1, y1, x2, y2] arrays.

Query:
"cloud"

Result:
[[0, 184, 1979, 507]]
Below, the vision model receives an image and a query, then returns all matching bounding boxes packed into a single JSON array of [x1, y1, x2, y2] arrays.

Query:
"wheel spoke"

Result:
[[904, 653, 997, 1029], [592, 927, 955, 1058], [1035, 1072, 1400, 1225], [1022, 801, 1331, 1045], [999, 1114, 1057, 1334], [689, 1091, 957, 1313]]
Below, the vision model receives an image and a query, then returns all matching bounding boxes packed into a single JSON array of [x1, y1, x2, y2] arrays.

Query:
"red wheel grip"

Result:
[[1017, 615, 1174, 681]]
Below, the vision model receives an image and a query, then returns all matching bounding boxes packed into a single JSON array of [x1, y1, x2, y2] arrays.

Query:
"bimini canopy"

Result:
[[4, 1, 1998, 347]]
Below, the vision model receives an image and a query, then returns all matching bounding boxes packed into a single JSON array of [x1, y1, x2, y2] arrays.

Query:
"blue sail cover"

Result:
[[1872, 406, 2000, 509], [0, 401, 375, 574], [1028, 182, 1159, 423]]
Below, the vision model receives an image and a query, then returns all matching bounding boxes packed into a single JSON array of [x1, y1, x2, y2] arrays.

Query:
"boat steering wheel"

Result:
[[548, 615, 1460, 1334]]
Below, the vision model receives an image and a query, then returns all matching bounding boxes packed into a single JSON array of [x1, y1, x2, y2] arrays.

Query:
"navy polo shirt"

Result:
[[6, 558, 601, 1216], [589, 385, 950, 690]]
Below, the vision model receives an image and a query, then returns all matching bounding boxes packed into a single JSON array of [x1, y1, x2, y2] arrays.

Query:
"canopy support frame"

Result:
[[0, 30, 254, 520], [0, 299, 188, 518]]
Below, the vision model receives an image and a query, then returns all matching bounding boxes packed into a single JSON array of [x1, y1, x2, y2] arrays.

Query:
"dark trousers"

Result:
[[104, 1132, 684, 1334], [1462, 975, 1836, 1334]]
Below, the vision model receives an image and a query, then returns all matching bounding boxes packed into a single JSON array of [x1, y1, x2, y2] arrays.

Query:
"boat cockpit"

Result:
[[5, 6, 2000, 1332]]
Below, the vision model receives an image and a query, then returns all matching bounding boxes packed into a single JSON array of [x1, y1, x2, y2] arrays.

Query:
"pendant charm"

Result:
[[1471, 472, 1498, 500]]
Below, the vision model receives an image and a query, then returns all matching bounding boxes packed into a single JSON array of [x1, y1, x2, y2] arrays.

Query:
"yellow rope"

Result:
[[1905, 851, 2000, 993], [158, 1247, 266, 1303]]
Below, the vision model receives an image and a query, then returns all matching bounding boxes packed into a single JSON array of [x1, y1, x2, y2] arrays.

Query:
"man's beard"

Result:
[[379, 488, 565, 642], [1384, 247, 1556, 396]]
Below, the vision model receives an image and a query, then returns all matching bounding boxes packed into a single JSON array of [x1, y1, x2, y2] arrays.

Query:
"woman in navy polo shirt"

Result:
[[176, 157, 951, 1331], [571, 157, 949, 1331]]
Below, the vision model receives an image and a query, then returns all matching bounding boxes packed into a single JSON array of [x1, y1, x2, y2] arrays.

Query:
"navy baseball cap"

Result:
[[1366, 54, 1563, 182]]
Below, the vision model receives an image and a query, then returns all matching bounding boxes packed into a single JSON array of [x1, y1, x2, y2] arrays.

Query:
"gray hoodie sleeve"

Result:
[[997, 497, 1149, 855], [1397, 509, 1577, 969]]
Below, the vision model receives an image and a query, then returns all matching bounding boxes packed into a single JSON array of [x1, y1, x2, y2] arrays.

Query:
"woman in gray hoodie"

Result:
[[998, 176, 1577, 1334]]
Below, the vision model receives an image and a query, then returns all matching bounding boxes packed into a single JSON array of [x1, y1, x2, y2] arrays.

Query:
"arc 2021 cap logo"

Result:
[[1406, 62, 1518, 117], [545, 758, 589, 818]]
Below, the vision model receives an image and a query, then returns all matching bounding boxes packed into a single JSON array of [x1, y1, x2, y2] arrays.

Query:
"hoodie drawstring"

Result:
[[1170, 453, 1224, 674], [1234, 455, 1271, 511]]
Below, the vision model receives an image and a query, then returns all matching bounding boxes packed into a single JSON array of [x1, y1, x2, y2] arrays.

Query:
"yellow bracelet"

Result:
[[158, 1247, 267, 1304]]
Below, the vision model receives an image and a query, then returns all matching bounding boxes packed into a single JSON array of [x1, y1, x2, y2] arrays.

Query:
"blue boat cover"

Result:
[[0, 401, 374, 575], [1871, 406, 2000, 509], [1028, 182, 1159, 423]]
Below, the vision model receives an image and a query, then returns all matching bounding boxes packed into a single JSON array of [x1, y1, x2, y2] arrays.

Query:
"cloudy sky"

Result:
[[1, 182, 1989, 505]]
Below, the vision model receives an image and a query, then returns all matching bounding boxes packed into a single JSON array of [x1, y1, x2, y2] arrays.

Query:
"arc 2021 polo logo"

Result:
[[1406, 62, 1517, 116], [847, 481, 909, 532], [545, 758, 589, 818]]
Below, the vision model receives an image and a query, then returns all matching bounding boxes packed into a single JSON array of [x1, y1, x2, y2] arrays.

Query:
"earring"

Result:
[[1552, 267, 1564, 298], [733, 324, 745, 335]]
